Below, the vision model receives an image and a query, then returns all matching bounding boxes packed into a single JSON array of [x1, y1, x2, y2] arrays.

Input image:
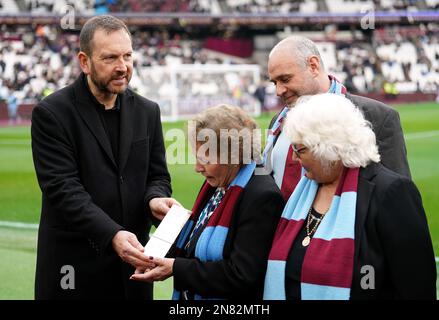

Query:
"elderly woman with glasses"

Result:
[[264, 93, 436, 300], [131, 104, 285, 299]]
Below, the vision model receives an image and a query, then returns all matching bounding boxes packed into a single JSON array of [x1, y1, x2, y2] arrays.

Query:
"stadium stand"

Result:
[[2, 24, 438, 103], [2, 0, 439, 14], [18, 0, 196, 13], [0, 0, 438, 120]]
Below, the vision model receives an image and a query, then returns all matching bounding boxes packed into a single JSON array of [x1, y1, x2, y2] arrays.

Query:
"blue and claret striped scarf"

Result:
[[173, 162, 256, 300], [264, 167, 359, 300], [262, 75, 347, 200]]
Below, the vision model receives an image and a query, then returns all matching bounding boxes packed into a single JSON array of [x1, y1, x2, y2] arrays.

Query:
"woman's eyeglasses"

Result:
[[292, 144, 307, 158]]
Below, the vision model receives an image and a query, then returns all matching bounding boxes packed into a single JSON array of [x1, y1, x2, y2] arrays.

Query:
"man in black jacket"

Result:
[[264, 36, 411, 200], [31, 15, 178, 299]]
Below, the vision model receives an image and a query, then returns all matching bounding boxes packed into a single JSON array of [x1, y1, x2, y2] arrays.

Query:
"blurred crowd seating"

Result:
[[1, 0, 439, 110], [0, 25, 244, 105], [0, 0, 438, 14], [1, 23, 439, 108]]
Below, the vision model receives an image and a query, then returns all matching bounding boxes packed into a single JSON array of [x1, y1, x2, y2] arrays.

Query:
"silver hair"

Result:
[[284, 93, 381, 168], [270, 36, 325, 70]]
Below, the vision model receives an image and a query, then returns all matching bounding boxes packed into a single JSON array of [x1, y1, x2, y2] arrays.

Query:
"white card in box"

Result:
[[143, 204, 191, 258]]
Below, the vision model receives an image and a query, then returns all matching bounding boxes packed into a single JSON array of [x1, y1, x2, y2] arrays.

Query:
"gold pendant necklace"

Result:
[[302, 207, 323, 247], [302, 236, 311, 247]]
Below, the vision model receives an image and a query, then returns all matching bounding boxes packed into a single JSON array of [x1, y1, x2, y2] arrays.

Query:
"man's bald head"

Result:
[[267, 36, 330, 106], [269, 36, 325, 71]]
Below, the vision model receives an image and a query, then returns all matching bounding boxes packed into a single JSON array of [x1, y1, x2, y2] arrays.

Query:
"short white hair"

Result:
[[284, 93, 380, 168]]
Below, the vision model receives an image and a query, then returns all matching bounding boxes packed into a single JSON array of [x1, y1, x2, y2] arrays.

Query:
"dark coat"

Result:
[[351, 162, 436, 299], [269, 93, 411, 179], [31, 74, 171, 299], [173, 174, 285, 299], [347, 94, 411, 179]]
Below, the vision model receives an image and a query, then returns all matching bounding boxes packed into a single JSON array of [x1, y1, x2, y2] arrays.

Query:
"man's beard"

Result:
[[90, 64, 129, 95]]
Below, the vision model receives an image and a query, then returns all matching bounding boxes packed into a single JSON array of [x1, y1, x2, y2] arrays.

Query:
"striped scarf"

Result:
[[263, 167, 359, 300], [263, 75, 347, 200], [262, 106, 289, 166], [173, 162, 256, 300]]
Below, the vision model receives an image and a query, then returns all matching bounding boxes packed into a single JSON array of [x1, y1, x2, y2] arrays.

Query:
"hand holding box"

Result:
[[144, 204, 191, 258]]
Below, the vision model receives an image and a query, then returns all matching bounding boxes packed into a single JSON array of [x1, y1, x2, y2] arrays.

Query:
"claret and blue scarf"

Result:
[[173, 162, 256, 300], [262, 75, 347, 200], [264, 167, 359, 300]]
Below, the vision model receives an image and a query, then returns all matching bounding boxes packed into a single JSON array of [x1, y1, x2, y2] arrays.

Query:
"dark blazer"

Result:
[[347, 94, 410, 178], [173, 174, 285, 299], [31, 74, 171, 299], [351, 162, 436, 299], [269, 94, 411, 178]]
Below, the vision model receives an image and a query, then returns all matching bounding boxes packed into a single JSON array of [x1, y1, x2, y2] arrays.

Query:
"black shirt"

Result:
[[285, 207, 325, 300], [83, 75, 121, 166]]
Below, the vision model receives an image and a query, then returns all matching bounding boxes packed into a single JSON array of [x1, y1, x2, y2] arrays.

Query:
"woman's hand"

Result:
[[130, 256, 175, 282]]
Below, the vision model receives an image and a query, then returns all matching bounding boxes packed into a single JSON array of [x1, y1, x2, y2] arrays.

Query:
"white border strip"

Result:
[[0, 221, 39, 230], [404, 130, 439, 140]]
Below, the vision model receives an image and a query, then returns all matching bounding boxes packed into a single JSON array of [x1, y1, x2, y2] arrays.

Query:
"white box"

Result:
[[144, 204, 191, 258]]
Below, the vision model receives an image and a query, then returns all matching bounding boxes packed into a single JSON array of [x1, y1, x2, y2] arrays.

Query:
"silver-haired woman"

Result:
[[131, 104, 285, 299], [264, 93, 436, 300]]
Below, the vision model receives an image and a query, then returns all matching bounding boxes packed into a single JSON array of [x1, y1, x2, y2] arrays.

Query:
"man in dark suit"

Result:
[[31, 15, 178, 299], [264, 36, 411, 200]]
